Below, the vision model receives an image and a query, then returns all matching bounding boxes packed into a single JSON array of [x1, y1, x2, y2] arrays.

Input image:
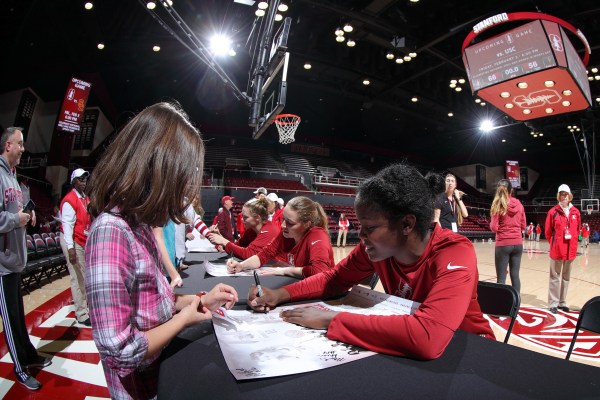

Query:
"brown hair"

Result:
[[490, 179, 512, 217], [244, 194, 271, 222], [286, 196, 328, 230], [87, 102, 204, 227]]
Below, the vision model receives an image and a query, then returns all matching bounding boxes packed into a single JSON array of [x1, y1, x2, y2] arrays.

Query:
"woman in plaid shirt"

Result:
[[85, 102, 238, 399]]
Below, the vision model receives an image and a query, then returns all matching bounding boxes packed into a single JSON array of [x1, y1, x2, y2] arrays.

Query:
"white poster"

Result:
[[213, 286, 420, 380], [204, 259, 278, 277]]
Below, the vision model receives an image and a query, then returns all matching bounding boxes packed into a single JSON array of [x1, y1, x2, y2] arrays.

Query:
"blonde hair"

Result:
[[244, 195, 271, 222], [286, 196, 328, 230], [490, 179, 512, 217]]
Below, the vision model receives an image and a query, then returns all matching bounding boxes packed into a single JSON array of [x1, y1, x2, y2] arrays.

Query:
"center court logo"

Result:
[[487, 306, 600, 358]]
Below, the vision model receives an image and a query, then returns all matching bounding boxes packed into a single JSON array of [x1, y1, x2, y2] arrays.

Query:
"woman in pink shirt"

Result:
[[489, 179, 527, 292]]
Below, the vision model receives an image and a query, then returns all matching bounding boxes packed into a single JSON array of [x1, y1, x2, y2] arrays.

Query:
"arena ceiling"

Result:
[[2, 0, 600, 173]]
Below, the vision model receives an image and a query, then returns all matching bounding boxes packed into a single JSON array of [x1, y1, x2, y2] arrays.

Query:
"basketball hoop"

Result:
[[274, 114, 300, 144], [587, 206, 593, 216]]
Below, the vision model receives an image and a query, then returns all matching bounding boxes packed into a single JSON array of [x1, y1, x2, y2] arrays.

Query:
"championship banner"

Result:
[[56, 77, 92, 133], [506, 160, 521, 189]]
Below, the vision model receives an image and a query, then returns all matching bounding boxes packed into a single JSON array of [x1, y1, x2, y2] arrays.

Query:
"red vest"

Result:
[[60, 190, 90, 247]]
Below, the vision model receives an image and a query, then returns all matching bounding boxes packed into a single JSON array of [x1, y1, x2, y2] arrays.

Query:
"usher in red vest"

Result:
[[60, 190, 90, 247]]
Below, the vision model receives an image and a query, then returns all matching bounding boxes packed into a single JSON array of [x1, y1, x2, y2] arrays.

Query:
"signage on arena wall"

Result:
[[505, 160, 521, 189], [56, 77, 92, 133]]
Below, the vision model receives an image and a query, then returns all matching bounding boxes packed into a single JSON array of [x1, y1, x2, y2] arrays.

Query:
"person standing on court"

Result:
[[0, 127, 50, 391], [545, 184, 581, 314], [217, 195, 235, 242], [85, 102, 238, 399], [336, 213, 349, 247], [535, 224, 542, 242], [60, 168, 91, 326], [489, 179, 526, 293], [434, 173, 468, 232]]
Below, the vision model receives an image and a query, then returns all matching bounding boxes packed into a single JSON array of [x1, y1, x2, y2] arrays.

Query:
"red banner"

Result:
[[505, 160, 521, 189], [56, 77, 92, 133]]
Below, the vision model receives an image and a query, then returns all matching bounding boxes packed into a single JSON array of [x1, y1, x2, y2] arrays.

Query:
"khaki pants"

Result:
[[60, 239, 89, 322], [548, 258, 573, 308], [337, 229, 348, 247]]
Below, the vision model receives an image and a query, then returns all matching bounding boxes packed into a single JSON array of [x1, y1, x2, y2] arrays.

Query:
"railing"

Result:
[[312, 175, 365, 188], [18, 156, 47, 168]]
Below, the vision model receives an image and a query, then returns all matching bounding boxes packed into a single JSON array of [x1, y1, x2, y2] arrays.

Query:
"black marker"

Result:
[[253, 270, 263, 297]]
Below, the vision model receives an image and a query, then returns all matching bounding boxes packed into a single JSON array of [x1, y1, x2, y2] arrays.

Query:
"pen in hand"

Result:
[[253, 270, 263, 297]]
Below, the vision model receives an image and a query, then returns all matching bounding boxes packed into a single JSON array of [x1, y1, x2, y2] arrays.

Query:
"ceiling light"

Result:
[[545, 108, 554, 113], [544, 80, 555, 87], [210, 34, 232, 56], [153, 45, 160, 52], [523, 109, 531, 114], [455, 87, 462, 92], [258, 1, 268, 9], [475, 98, 481, 103], [410, 0, 419, 2], [97, 42, 105, 50], [408, 52, 417, 58], [502, 139, 506, 142], [448, 112, 454, 117], [458, 78, 465, 84], [343, 23, 353, 33], [591, 67, 599, 73], [167, 0, 173, 5], [595, 76, 600, 80], [449, 83, 456, 88], [278, 3, 288, 12], [500, 92, 510, 98], [480, 120, 494, 132], [450, 79, 457, 84], [517, 82, 528, 89], [589, 77, 595, 81], [539, 133, 543, 136], [255, 9, 265, 16], [335, 27, 344, 36], [523, 148, 527, 152], [146, 1, 156, 9], [395, 58, 404, 64], [533, 134, 538, 137], [505, 103, 514, 108], [580, 138, 584, 142], [346, 39, 356, 47], [547, 142, 551, 146], [386, 52, 394, 60], [228, 48, 237, 56], [303, 62, 312, 70], [85, 2, 94, 10], [596, 97, 600, 102], [362, 79, 370, 85], [411, 97, 418, 102], [563, 90, 572, 96], [480, 102, 486, 106], [335, 35, 345, 43], [403, 55, 411, 62], [275, 13, 283, 21], [562, 101, 571, 106]]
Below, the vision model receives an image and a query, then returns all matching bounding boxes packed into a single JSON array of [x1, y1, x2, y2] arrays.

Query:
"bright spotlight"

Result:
[[480, 120, 494, 133], [210, 34, 232, 56]]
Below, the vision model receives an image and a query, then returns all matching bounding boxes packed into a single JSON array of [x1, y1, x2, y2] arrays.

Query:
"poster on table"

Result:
[[203, 259, 278, 276], [213, 286, 420, 380]]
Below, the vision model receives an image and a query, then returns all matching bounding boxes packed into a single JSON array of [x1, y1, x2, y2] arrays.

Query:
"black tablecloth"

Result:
[[158, 309, 600, 400], [174, 252, 299, 302]]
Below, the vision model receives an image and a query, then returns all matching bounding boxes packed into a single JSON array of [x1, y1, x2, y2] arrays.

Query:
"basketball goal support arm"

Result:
[[248, 0, 282, 128]]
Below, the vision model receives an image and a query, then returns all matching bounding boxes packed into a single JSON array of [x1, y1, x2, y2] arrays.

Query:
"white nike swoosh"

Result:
[[260, 230, 268, 234], [447, 263, 466, 270], [311, 240, 322, 245]]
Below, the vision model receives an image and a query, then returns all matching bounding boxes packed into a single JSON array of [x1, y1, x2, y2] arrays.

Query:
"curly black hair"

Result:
[[356, 163, 445, 238]]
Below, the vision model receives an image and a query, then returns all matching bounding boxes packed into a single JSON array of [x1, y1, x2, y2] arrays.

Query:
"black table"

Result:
[[174, 252, 299, 302], [158, 309, 600, 400]]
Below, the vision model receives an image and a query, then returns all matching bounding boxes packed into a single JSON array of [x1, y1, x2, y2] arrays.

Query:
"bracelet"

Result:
[[196, 291, 207, 308]]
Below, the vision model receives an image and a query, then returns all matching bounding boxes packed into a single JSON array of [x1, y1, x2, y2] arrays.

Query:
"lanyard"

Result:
[[448, 198, 455, 216]]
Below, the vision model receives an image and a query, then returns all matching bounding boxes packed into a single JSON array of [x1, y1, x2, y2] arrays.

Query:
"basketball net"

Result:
[[274, 114, 300, 144]]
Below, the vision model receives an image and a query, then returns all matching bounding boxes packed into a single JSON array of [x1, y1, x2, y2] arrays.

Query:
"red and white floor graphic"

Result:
[[0, 290, 598, 399], [0, 289, 109, 400]]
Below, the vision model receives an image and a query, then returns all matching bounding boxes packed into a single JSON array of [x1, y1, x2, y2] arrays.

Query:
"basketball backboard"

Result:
[[581, 198, 599, 215], [249, 15, 292, 140]]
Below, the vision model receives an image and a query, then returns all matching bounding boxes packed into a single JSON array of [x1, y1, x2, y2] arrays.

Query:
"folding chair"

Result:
[[566, 296, 600, 360], [477, 281, 521, 343]]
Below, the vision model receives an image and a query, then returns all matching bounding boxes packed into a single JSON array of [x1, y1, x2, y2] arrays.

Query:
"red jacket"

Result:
[[489, 197, 526, 246], [256, 226, 334, 277], [582, 225, 590, 238], [338, 218, 350, 231], [60, 189, 90, 247], [224, 220, 280, 260], [545, 204, 581, 261], [216, 208, 234, 242], [272, 208, 283, 226], [284, 225, 494, 360]]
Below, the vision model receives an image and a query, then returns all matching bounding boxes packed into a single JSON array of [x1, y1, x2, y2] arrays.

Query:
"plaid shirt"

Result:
[[85, 211, 175, 400]]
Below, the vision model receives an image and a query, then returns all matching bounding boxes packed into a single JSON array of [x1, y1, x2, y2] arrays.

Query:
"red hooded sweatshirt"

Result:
[[489, 197, 526, 246]]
